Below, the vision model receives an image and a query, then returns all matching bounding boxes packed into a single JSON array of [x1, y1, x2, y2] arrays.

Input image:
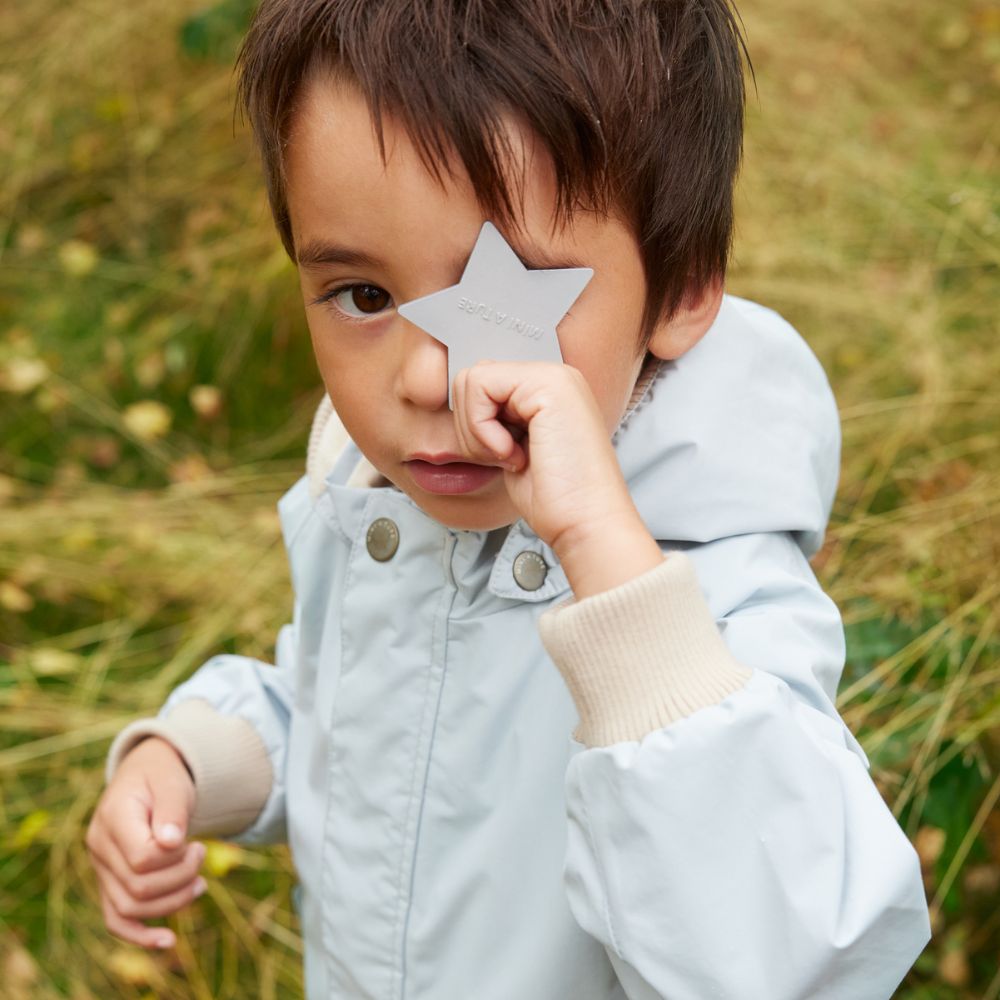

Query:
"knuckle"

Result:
[[124, 845, 153, 873], [124, 872, 152, 901]]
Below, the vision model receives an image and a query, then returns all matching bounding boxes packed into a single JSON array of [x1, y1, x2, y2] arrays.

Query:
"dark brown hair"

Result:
[[235, 0, 751, 338]]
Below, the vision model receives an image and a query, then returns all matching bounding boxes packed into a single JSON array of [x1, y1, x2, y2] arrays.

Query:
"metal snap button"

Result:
[[366, 518, 399, 562], [512, 550, 548, 591]]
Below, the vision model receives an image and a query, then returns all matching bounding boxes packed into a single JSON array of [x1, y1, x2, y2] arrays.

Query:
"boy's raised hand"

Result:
[[86, 736, 207, 950], [452, 360, 664, 599]]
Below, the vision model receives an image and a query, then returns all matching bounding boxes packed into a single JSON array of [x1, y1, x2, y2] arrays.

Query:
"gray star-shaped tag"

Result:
[[396, 222, 593, 408]]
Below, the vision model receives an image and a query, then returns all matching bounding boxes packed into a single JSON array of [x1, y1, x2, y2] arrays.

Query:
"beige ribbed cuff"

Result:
[[105, 699, 274, 837], [537, 552, 752, 747]]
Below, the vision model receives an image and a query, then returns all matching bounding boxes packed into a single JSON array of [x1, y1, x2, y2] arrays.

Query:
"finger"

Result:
[[461, 365, 531, 468], [100, 838, 206, 904], [107, 792, 189, 874], [147, 756, 195, 850], [453, 365, 509, 462], [100, 888, 179, 950], [451, 368, 475, 458], [452, 368, 514, 469], [94, 853, 208, 923]]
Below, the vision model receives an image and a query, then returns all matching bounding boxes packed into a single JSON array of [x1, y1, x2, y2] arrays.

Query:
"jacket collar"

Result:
[[313, 438, 571, 603]]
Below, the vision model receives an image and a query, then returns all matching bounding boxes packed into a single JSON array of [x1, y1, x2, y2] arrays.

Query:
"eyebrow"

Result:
[[295, 235, 583, 275], [296, 241, 385, 272]]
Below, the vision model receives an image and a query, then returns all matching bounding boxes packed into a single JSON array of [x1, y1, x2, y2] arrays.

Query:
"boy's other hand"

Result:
[[86, 736, 206, 950], [453, 360, 664, 598]]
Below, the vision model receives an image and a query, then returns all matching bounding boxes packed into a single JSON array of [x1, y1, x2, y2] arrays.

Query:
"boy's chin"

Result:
[[400, 487, 520, 534]]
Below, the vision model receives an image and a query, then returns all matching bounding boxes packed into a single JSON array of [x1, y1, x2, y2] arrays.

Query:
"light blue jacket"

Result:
[[114, 295, 931, 998]]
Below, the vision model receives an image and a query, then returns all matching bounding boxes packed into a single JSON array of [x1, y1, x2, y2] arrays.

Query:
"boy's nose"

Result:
[[395, 318, 450, 411]]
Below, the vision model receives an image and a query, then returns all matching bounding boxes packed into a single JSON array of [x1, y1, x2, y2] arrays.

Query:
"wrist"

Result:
[[552, 507, 664, 599], [538, 551, 752, 745], [131, 735, 195, 784]]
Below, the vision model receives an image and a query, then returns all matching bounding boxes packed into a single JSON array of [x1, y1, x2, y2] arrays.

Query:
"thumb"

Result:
[[149, 769, 194, 848]]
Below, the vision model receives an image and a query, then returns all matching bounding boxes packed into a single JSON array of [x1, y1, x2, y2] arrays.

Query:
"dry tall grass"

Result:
[[1, 0, 997, 996]]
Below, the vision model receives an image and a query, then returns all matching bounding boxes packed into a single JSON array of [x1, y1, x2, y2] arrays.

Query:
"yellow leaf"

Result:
[[58, 239, 98, 277], [122, 400, 172, 441], [0, 357, 48, 394], [0, 581, 33, 612], [189, 384, 222, 420], [203, 839, 246, 877], [107, 948, 164, 987], [12, 810, 51, 849], [28, 648, 80, 677]]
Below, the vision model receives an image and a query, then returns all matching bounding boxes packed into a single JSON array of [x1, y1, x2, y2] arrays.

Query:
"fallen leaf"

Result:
[[58, 239, 98, 277], [189, 384, 222, 420], [203, 840, 246, 877], [0, 581, 34, 612], [123, 400, 172, 441], [28, 648, 80, 677], [107, 948, 164, 988], [11, 810, 51, 849], [913, 826, 946, 869], [0, 357, 48, 394]]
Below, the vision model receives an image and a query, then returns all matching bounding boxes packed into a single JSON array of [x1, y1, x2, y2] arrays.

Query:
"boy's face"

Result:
[[285, 76, 657, 532]]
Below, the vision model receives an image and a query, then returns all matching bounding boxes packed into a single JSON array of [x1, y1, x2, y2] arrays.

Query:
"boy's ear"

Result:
[[646, 278, 724, 361]]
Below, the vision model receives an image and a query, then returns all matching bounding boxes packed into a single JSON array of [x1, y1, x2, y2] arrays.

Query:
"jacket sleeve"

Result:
[[537, 532, 931, 1000], [104, 619, 296, 846]]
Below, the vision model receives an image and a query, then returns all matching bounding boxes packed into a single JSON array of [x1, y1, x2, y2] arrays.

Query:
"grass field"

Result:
[[1, 0, 997, 996]]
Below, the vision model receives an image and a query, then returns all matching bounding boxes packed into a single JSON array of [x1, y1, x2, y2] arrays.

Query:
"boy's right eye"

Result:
[[319, 283, 394, 319]]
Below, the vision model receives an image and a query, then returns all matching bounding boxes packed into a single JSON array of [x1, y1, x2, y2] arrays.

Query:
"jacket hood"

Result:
[[306, 294, 840, 560], [613, 295, 840, 559]]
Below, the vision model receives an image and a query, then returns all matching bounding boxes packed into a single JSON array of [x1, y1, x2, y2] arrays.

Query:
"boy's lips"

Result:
[[404, 454, 502, 495]]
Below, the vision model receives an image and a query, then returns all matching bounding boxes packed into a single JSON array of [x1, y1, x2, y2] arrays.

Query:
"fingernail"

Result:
[[156, 823, 183, 845], [156, 932, 174, 949], [193, 877, 208, 898]]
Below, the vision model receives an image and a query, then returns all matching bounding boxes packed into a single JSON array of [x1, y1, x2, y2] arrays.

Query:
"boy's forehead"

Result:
[[284, 74, 637, 280], [287, 77, 547, 240]]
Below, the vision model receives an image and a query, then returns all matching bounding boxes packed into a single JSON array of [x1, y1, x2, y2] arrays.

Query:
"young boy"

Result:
[[86, 1, 931, 997]]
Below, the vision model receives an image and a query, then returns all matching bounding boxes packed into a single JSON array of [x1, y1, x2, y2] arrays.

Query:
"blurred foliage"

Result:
[[179, 0, 256, 62], [0, 0, 998, 996]]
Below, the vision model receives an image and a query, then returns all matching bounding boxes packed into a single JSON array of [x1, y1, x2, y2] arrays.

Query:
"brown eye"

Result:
[[326, 283, 393, 318], [350, 284, 390, 314]]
